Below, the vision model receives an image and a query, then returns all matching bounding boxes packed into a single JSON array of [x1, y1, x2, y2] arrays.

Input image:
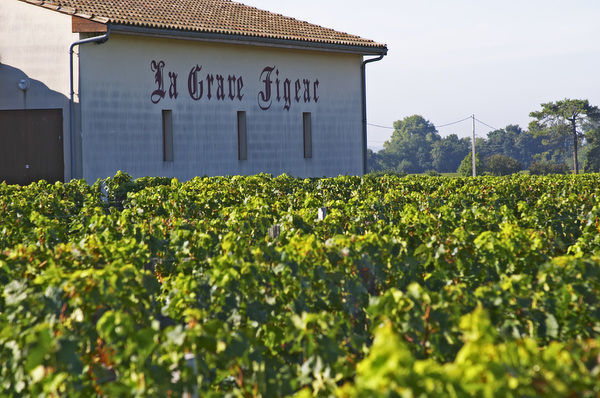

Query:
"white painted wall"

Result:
[[79, 34, 364, 180], [0, 0, 79, 179]]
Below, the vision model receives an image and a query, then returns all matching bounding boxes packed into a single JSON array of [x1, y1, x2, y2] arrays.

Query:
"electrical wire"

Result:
[[368, 116, 501, 134], [367, 123, 395, 130], [475, 118, 498, 131], [435, 116, 473, 128], [368, 115, 473, 131]]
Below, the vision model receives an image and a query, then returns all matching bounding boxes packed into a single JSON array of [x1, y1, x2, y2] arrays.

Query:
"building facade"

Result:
[[0, 0, 387, 184]]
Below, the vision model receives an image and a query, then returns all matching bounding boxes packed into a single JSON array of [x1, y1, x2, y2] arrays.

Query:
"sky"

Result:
[[240, 0, 600, 150]]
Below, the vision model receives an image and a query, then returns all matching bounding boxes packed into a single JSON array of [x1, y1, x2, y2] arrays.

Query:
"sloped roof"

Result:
[[19, 0, 387, 52]]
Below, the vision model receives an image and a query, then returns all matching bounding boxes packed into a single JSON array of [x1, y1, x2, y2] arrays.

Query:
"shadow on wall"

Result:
[[0, 62, 70, 110], [0, 62, 74, 185]]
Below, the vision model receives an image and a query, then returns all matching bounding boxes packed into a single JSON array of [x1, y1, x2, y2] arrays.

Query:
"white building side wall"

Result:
[[0, 1, 79, 178], [79, 34, 363, 180]]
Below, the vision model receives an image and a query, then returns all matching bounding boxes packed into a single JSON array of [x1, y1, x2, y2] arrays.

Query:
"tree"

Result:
[[478, 125, 544, 168], [457, 152, 483, 177], [584, 127, 600, 172], [431, 134, 470, 173], [485, 154, 521, 176], [529, 99, 600, 174], [366, 149, 383, 173], [529, 161, 570, 175], [379, 115, 440, 173]]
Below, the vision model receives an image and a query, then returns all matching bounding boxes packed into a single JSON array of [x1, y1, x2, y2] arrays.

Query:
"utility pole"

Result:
[[471, 114, 476, 177]]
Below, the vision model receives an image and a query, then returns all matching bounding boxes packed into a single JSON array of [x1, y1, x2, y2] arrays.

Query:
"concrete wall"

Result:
[[0, 1, 79, 179], [79, 34, 364, 180]]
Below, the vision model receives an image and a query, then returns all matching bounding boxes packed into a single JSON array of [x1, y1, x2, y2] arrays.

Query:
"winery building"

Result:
[[0, 0, 387, 184]]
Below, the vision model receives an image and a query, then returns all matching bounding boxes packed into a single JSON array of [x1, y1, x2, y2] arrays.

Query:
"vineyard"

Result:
[[2, 172, 600, 396]]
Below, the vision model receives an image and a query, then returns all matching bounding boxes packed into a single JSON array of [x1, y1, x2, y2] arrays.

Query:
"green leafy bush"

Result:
[[529, 161, 571, 175], [338, 307, 600, 397], [1, 173, 600, 396], [485, 154, 522, 176], [457, 152, 483, 176]]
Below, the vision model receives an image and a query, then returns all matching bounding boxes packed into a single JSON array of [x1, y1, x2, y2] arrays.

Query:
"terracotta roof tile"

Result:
[[18, 0, 387, 51]]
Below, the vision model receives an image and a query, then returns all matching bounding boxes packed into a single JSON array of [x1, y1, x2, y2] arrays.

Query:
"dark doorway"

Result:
[[0, 109, 64, 185]]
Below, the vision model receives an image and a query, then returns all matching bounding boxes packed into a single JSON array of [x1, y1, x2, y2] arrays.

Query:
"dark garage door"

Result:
[[0, 109, 64, 185]]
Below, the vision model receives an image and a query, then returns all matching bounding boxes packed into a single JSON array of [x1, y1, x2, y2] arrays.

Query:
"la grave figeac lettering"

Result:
[[150, 60, 320, 111]]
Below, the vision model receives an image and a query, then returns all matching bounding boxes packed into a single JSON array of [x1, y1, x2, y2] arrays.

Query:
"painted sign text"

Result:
[[150, 60, 319, 111]]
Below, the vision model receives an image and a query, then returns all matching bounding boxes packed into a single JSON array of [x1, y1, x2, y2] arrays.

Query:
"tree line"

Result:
[[368, 99, 600, 175]]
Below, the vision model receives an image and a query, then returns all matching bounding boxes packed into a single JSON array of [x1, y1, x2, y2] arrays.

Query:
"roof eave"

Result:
[[110, 24, 388, 56]]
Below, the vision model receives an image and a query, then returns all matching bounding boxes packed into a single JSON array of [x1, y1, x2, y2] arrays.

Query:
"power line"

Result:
[[368, 115, 473, 131], [368, 116, 501, 133], [367, 123, 395, 130], [475, 118, 498, 131], [435, 116, 472, 128]]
